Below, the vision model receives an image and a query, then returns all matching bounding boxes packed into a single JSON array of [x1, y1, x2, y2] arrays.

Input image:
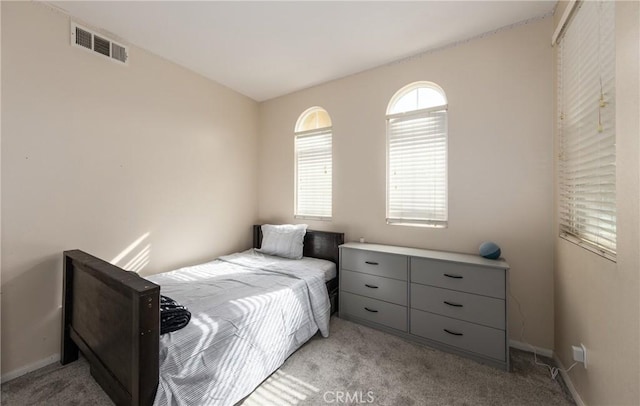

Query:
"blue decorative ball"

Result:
[[479, 241, 501, 259]]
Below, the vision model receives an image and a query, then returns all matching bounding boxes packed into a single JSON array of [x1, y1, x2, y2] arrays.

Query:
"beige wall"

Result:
[[553, 2, 640, 405], [1, 2, 258, 376], [258, 17, 555, 349]]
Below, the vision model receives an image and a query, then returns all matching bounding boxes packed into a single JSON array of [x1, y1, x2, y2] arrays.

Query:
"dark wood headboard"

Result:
[[61, 250, 160, 406], [252, 225, 344, 266]]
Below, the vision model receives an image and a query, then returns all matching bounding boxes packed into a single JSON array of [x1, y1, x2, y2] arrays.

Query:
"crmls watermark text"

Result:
[[323, 390, 375, 404]]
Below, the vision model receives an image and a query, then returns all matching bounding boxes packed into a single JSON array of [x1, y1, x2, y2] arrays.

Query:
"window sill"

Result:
[[559, 233, 616, 263], [294, 215, 332, 222], [386, 220, 447, 229]]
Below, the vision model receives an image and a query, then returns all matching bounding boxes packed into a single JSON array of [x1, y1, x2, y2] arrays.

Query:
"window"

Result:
[[386, 82, 448, 227], [558, 0, 616, 259], [295, 107, 332, 219]]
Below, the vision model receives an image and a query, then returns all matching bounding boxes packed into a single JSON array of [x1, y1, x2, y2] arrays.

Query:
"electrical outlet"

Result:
[[572, 343, 587, 368]]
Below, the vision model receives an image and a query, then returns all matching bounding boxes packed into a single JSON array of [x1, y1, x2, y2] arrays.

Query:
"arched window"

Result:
[[295, 107, 332, 219], [386, 82, 448, 227]]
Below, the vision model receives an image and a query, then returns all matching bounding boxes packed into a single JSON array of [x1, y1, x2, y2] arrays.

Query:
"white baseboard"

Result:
[[509, 339, 554, 358], [554, 354, 586, 406], [1, 353, 60, 384], [508, 341, 584, 406]]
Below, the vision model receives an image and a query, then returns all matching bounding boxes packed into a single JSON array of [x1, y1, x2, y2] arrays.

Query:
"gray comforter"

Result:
[[147, 249, 331, 406]]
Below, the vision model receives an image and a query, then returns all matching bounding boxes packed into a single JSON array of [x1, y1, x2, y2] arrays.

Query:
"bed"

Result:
[[60, 225, 344, 406]]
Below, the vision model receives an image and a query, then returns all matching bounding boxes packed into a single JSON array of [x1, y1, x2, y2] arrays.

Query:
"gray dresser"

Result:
[[339, 242, 510, 370]]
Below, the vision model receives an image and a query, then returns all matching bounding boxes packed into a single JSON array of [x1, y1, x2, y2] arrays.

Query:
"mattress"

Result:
[[146, 249, 333, 406]]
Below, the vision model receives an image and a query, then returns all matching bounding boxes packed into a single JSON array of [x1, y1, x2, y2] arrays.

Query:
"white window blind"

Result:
[[295, 128, 332, 219], [387, 88, 448, 227], [558, 0, 616, 259]]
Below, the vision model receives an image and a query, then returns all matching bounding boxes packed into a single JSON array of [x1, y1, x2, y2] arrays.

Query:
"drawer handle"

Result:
[[365, 261, 379, 265], [364, 284, 379, 289], [364, 307, 379, 313], [444, 301, 463, 307], [443, 328, 464, 336], [444, 273, 463, 279]]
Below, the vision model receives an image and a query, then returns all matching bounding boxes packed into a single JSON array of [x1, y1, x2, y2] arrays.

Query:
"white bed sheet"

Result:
[[222, 248, 337, 282], [147, 249, 333, 406]]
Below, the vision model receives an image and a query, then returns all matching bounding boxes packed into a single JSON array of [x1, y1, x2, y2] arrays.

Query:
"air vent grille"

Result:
[[111, 43, 128, 63], [71, 22, 129, 65], [93, 35, 111, 57], [75, 26, 92, 49]]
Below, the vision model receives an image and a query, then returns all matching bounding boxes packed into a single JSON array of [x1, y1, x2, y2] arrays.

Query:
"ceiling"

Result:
[[50, 1, 556, 102]]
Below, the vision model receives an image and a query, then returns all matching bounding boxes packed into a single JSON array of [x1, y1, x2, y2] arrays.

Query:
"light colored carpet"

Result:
[[1, 317, 575, 405]]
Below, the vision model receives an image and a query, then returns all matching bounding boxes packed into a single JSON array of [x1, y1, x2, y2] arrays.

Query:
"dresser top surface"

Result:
[[340, 242, 509, 270]]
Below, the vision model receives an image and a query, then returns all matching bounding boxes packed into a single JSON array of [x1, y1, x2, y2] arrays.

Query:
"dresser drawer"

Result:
[[411, 257, 505, 298], [342, 248, 407, 280], [342, 270, 407, 306], [411, 309, 505, 361], [341, 292, 407, 331], [411, 284, 505, 329]]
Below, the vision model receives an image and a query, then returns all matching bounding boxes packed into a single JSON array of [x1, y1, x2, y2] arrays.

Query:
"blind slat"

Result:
[[295, 129, 332, 218], [558, 0, 616, 256], [387, 105, 447, 225]]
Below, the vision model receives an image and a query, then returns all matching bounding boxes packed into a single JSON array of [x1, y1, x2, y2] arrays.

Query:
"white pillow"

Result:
[[257, 224, 308, 259]]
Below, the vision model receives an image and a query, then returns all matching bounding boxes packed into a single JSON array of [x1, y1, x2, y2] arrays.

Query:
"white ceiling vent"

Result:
[[71, 22, 129, 65]]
